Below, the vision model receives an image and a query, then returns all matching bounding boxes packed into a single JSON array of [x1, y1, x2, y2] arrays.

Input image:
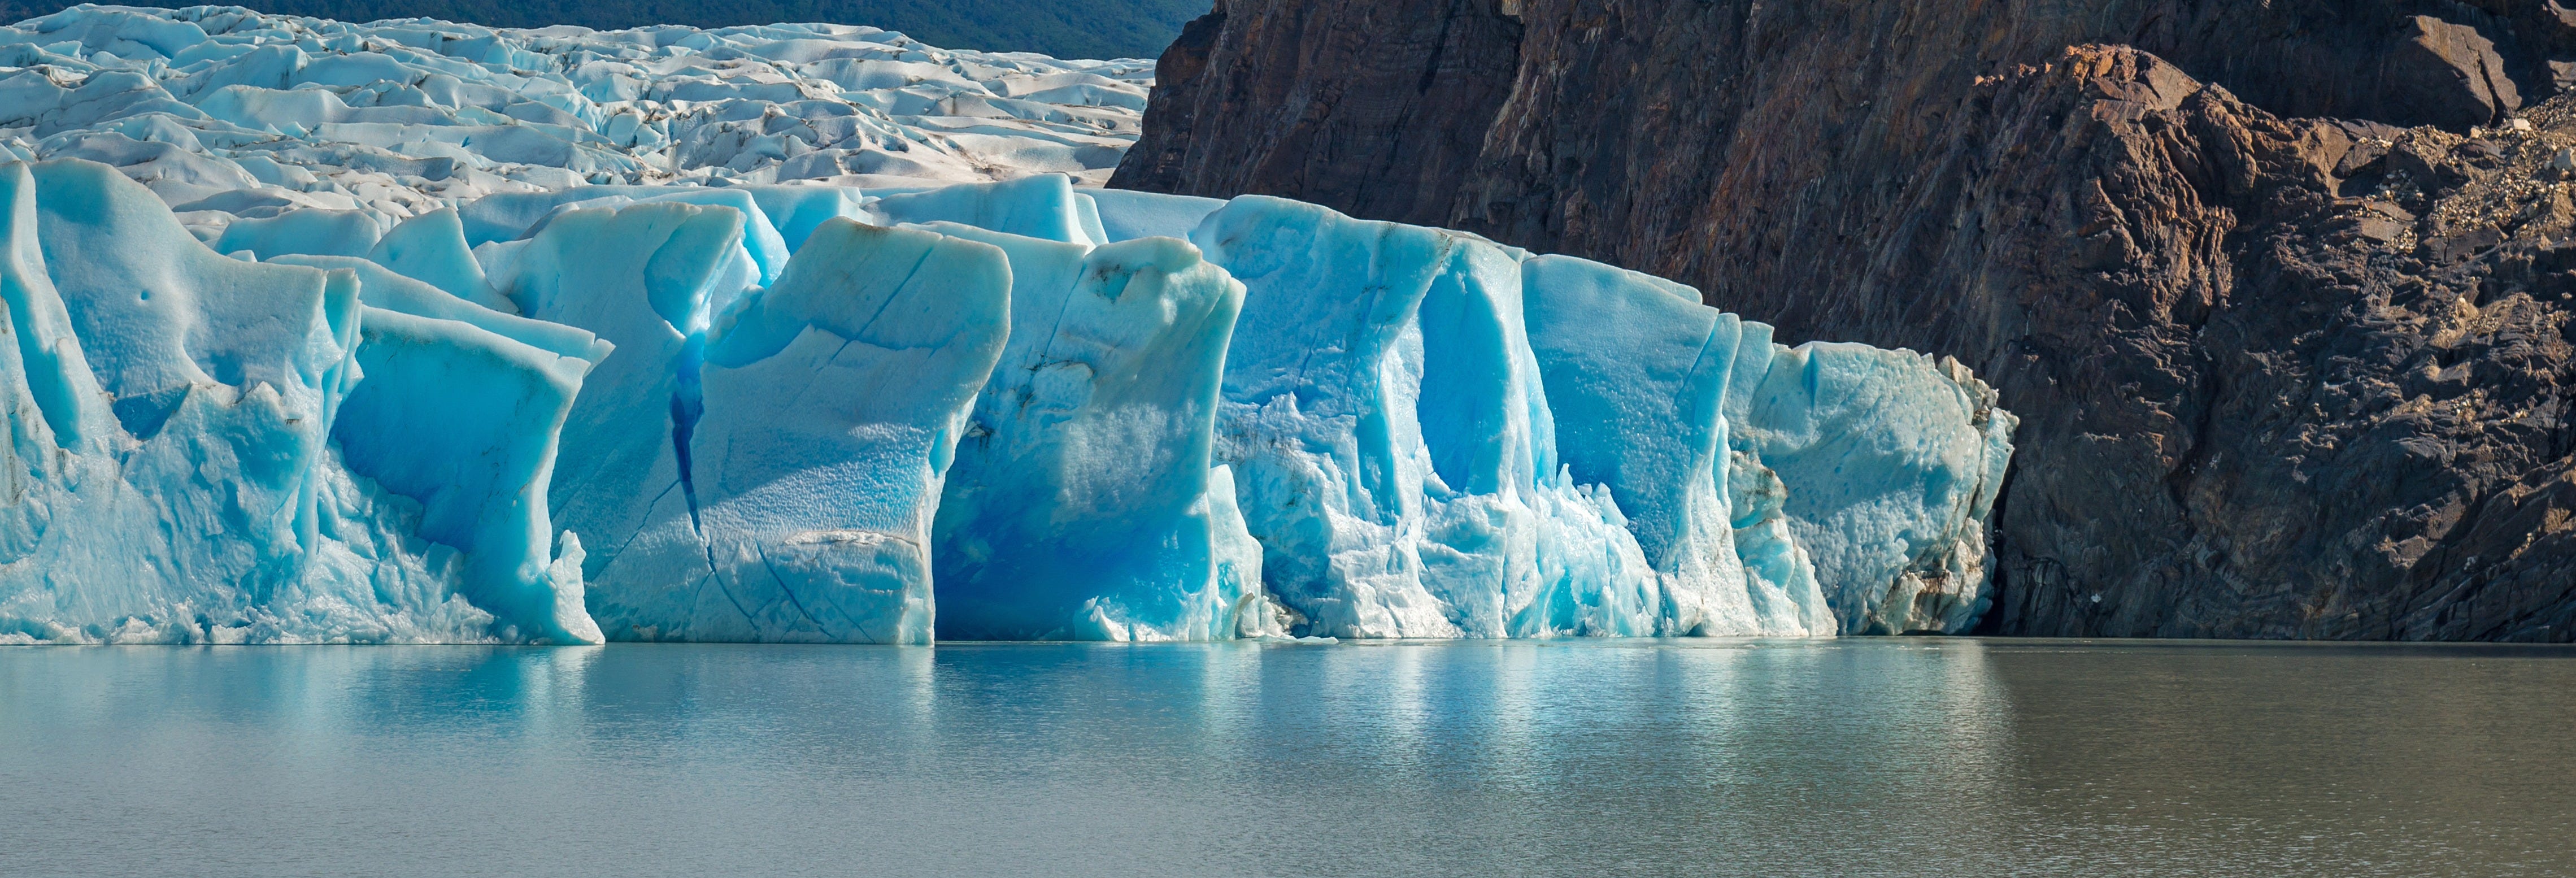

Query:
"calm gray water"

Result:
[[1, 638, 2569, 877]]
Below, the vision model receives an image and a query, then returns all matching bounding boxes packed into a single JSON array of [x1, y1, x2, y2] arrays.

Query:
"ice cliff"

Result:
[[0, 6, 2013, 644]]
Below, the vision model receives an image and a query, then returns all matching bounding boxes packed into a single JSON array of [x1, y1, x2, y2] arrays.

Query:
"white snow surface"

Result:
[[0, 6, 2017, 645], [0, 3, 1151, 238]]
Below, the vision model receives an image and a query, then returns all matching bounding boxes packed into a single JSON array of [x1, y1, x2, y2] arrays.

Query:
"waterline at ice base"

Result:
[[0, 6, 2013, 644]]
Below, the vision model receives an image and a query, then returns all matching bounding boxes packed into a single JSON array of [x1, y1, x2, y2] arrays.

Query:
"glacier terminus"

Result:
[[0, 5, 2014, 644]]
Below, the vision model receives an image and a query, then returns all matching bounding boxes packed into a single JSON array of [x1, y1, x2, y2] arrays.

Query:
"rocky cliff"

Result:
[[1115, 1, 2576, 640]]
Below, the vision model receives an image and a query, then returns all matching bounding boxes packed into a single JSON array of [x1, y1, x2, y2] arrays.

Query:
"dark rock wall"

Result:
[[1117, 0, 1524, 225], [1116, 0, 2576, 640]]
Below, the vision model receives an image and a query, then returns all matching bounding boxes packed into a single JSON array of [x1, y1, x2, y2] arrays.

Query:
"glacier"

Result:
[[923, 221, 1260, 641], [0, 5, 2015, 644]]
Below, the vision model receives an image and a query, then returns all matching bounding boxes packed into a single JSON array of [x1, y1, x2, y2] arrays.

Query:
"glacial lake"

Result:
[[2, 639, 2568, 877]]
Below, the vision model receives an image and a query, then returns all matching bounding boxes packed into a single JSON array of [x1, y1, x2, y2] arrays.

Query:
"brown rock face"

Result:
[[2384, 15, 2522, 129], [1117, 0, 1525, 225], [1115, 1, 2576, 640]]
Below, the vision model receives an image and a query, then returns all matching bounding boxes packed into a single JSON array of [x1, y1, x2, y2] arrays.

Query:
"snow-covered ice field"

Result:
[[0, 3, 1151, 236]]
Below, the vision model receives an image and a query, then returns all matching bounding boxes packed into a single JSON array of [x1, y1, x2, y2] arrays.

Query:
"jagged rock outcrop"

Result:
[[1116, 1, 2576, 640], [2385, 15, 2524, 129]]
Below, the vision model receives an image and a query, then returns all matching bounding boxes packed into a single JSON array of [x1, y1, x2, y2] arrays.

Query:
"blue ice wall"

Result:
[[923, 223, 1259, 641], [0, 159, 596, 644], [0, 159, 2014, 643]]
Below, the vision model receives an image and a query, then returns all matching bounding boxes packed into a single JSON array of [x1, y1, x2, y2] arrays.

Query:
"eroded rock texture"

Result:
[[1117, 1, 2576, 640]]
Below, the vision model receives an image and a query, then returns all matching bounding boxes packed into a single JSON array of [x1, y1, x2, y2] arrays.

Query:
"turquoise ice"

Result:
[[923, 222, 1261, 641], [0, 7, 2017, 643], [0, 159, 598, 644]]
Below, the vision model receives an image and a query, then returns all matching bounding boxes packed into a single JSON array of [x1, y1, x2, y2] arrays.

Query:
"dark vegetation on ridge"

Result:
[[0, 0, 1212, 58], [1117, 0, 2576, 641]]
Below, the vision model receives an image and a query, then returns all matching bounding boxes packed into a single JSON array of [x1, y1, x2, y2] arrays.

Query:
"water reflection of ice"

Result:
[[2, 640, 2568, 876]]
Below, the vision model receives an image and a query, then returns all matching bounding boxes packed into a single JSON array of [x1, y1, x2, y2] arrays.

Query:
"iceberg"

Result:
[[0, 5, 2018, 644]]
